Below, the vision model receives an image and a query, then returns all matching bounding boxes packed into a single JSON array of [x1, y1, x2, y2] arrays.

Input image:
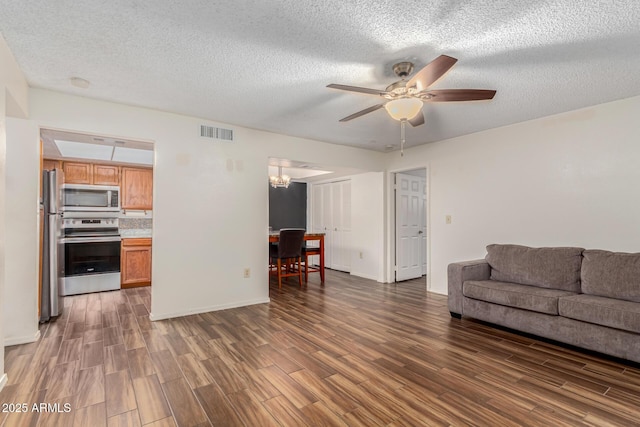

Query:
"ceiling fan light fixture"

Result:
[[384, 98, 423, 121]]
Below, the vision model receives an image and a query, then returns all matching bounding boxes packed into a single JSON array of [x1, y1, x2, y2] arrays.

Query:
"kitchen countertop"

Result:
[[120, 228, 152, 238]]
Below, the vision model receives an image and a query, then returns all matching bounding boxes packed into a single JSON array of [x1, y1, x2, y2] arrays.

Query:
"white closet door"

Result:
[[321, 183, 333, 267], [332, 180, 351, 272], [310, 180, 352, 272], [329, 182, 341, 270], [312, 184, 324, 234], [311, 183, 327, 266]]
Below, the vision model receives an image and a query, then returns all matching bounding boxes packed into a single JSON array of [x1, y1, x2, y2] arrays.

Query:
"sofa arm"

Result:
[[448, 259, 490, 317]]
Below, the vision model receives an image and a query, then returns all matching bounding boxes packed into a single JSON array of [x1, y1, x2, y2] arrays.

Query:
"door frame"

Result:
[[385, 165, 430, 290]]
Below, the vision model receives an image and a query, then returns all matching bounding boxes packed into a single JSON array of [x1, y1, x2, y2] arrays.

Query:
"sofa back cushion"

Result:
[[581, 250, 640, 302], [486, 244, 583, 292]]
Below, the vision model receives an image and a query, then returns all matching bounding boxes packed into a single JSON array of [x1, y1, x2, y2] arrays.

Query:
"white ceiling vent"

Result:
[[200, 125, 233, 141]]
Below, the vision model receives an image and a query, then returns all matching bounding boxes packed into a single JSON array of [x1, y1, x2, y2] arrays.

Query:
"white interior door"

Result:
[[321, 183, 333, 267], [396, 173, 424, 281], [312, 184, 323, 234], [331, 180, 351, 272]]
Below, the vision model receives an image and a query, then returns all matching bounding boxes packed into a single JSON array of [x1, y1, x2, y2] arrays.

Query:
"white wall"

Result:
[[350, 172, 385, 282], [0, 85, 6, 391], [0, 33, 30, 392], [29, 89, 386, 320], [387, 95, 640, 295], [4, 118, 40, 345], [0, 39, 28, 120]]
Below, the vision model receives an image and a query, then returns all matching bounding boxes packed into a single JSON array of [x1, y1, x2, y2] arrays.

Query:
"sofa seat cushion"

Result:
[[559, 294, 640, 334], [463, 280, 577, 315], [485, 244, 584, 292], [581, 250, 640, 303]]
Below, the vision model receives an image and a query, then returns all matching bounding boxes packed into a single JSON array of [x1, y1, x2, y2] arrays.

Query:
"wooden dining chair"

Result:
[[301, 244, 322, 283], [269, 228, 305, 288]]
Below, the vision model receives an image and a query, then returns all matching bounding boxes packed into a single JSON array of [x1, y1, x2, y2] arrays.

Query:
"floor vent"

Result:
[[200, 125, 233, 141]]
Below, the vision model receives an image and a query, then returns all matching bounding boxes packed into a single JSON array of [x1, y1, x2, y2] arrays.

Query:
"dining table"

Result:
[[269, 231, 325, 283]]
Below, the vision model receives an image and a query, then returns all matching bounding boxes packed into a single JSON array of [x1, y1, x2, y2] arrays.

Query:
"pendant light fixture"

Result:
[[269, 166, 291, 188]]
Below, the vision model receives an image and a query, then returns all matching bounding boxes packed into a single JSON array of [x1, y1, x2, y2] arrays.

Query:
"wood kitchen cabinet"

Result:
[[121, 238, 152, 288], [93, 164, 120, 185], [121, 167, 153, 210], [63, 161, 93, 184], [42, 159, 62, 171], [62, 161, 120, 185]]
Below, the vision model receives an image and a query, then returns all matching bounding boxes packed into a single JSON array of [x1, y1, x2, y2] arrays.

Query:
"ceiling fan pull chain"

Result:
[[400, 119, 407, 157]]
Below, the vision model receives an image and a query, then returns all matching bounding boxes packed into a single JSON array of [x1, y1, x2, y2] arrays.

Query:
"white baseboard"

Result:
[[0, 373, 7, 393], [4, 329, 41, 347], [149, 297, 271, 321], [350, 271, 384, 282]]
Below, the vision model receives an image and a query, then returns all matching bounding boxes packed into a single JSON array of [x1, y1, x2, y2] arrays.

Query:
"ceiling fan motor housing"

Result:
[[392, 62, 414, 78], [386, 62, 415, 93]]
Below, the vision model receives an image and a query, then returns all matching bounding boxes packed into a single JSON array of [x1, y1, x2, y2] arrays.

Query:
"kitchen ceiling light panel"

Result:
[[112, 146, 154, 165], [54, 139, 113, 161]]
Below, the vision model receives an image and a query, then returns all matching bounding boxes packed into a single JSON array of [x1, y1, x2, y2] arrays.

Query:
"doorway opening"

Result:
[[38, 128, 155, 322], [394, 168, 427, 285]]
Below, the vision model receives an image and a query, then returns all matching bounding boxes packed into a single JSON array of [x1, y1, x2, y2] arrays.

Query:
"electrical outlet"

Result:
[[446, 215, 452, 224], [243, 268, 250, 278]]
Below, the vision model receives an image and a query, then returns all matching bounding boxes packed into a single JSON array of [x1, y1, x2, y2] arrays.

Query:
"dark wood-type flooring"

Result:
[[2, 270, 640, 426]]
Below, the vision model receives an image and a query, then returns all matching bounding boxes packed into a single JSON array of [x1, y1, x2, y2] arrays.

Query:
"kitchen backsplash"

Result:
[[119, 218, 152, 230]]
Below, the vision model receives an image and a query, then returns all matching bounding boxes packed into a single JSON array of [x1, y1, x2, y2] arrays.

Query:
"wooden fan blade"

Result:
[[339, 104, 385, 122], [409, 112, 425, 127], [426, 89, 496, 102], [327, 84, 387, 97], [406, 55, 458, 91]]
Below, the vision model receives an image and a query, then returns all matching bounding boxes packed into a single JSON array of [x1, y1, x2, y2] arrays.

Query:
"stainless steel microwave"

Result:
[[61, 184, 120, 212]]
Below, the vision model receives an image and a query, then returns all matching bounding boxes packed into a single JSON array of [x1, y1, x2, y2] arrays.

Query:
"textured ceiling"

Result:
[[1, 1, 639, 152]]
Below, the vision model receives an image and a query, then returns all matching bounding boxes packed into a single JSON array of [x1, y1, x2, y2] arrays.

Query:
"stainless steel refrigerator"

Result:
[[40, 168, 64, 321]]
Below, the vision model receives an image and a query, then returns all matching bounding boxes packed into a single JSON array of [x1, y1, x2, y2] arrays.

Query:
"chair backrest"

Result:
[[278, 228, 306, 259]]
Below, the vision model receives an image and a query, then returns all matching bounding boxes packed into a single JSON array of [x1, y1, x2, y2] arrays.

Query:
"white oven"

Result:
[[62, 184, 120, 212]]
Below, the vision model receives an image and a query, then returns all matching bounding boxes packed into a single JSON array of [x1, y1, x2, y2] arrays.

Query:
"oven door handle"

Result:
[[60, 236, 122, 243]]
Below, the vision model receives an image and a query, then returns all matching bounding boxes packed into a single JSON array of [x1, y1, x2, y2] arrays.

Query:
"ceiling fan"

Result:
[[327, 55, 496, 154]]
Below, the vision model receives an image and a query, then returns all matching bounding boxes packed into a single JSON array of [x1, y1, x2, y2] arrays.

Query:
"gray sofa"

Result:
[[448, 244, 640, 363]]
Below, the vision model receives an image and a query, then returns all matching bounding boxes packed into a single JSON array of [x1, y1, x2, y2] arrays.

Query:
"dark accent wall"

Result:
[[269, 182, 307, 231]]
